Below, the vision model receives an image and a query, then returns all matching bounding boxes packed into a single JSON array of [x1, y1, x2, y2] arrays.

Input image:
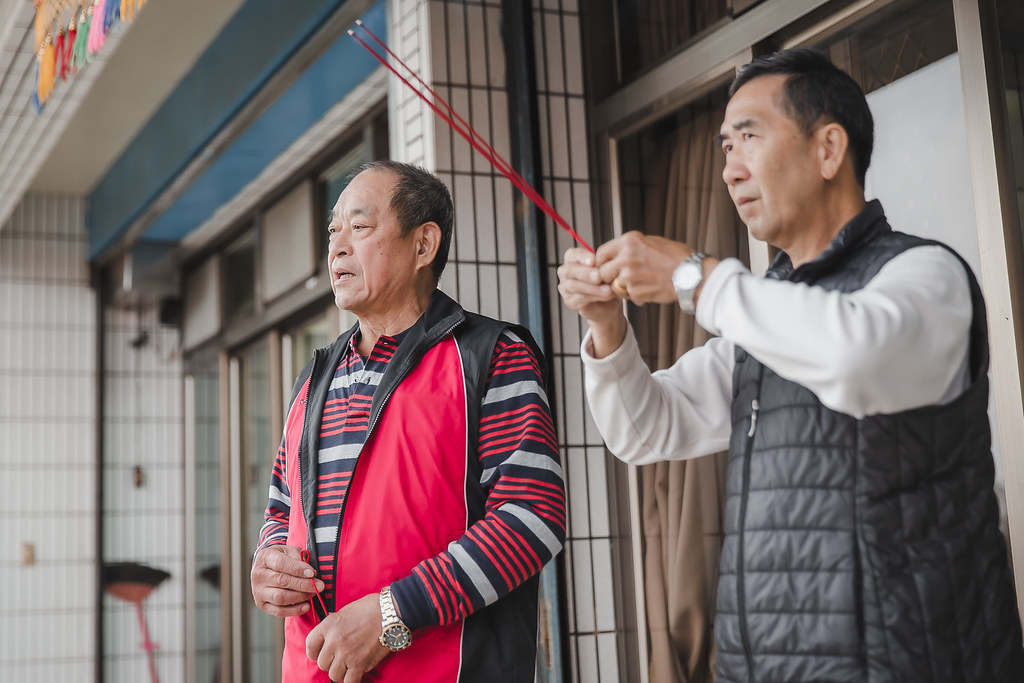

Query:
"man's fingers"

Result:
[[598, 261, 628, 289], [260, 598, 311, 618], [253, 565, 323, 597], [594, 230, 643, 265], [562, 246, 595, 267], [344, 666, 366, 683], [268, 564, 324, 593], [306, 624, 326, 662], [326, 654, 345, 682], [261, 545, 316, 578], [558, 259, 605, 286], [556, 280, 615, 312]]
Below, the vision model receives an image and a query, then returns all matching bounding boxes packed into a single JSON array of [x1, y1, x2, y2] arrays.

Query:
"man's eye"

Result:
[[722, 144, 733, 154]]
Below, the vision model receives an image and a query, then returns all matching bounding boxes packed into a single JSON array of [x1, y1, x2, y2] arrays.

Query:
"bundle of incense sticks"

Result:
[[348, 20, 595, 254]]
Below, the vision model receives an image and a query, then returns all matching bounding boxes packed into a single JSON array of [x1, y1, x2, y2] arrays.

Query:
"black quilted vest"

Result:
[[714, 201, 1024, 682]]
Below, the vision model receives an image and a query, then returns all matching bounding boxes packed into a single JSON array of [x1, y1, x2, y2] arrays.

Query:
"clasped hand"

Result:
[[306, 593, 389, 683], [251, 545, 324, 617], [557, 231, 693, 312], [557, 232, 693, 358], [252, 546, 389, 682]]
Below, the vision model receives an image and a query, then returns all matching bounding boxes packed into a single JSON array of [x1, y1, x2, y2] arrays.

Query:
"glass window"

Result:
[[238, 340, 279, 683], [318, 141, 371, 261], [583, 0, 730, 99], [996, 0, 1024, 244], [808, 0, 956, 94], [223, 230, 258, 325], [289, 315, 333, 383]]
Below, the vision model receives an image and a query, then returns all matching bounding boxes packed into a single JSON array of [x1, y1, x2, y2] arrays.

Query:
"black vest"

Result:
[[714, 201, 1024, 682], [288, 291, 548, 682]]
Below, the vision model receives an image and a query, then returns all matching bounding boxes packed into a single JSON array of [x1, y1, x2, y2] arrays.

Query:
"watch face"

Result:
[[674, 261, 703, 290], [382, 624, 412, 651]]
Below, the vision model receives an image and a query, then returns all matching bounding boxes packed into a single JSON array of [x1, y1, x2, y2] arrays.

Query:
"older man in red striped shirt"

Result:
[[251, 160, 566, 683]]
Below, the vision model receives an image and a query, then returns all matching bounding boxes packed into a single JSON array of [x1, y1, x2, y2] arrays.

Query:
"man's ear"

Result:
[[817, 122, 850, 181], [414, 221, 442, 272]]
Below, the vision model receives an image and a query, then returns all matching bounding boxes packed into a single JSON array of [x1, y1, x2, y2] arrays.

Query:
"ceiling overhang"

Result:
[[86, 0, 383, 260]]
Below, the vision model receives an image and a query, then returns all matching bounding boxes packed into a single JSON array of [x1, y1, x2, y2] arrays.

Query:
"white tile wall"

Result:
[[101, 300, 184, 682], [0, 193, 97, 682]]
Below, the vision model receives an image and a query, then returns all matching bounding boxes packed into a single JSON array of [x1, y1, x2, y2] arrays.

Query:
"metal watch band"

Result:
[[379, 585, 412, 651], [675, 251, 707, 315], [380, 586, 400, 623]]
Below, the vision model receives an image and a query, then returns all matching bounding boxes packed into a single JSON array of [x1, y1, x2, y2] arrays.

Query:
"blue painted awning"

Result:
[[88, 0, 385, 259]]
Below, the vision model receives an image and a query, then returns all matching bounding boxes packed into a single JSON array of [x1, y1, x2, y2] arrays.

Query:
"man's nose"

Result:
[[329, 230, 349, 256], [722, 156, 748, 187]]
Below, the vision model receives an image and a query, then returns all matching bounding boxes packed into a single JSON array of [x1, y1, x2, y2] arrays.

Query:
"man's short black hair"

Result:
[[729, 48, 874, 188], [355, 160, 454, 283]]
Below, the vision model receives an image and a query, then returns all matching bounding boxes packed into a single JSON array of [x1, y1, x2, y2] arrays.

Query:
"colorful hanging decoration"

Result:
[[61, 15, 76, 80], [70, 6, 91, 76], [31, 0, 148, 112], [87, 0, 107, 55]]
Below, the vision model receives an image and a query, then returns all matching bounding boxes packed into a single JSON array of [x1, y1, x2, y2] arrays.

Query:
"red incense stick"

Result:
[[349, 22, 595, 254], [354, 20, 517, 180]]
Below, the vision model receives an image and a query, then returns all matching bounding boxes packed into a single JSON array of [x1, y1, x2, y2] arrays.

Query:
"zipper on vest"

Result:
[[330, 318, 464, 607], [299, 351, 320, 557], [737, 372, 763, 679], [299, 349, 328, 622]]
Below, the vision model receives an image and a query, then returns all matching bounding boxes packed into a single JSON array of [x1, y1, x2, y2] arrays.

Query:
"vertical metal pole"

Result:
[[228, 357, 244, 683], [501, 0, 553, 351], [183, 376, 197, 683], [500, 1, 565, 680], [94, 267, 106, 683], [218, 350, 234, 683]]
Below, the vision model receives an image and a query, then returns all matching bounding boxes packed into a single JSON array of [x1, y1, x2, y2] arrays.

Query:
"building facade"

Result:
[[1, 0, 1023, 682]]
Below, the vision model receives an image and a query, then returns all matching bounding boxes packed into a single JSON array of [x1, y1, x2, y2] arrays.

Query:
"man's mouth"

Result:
[[332, 270, 355, 283]]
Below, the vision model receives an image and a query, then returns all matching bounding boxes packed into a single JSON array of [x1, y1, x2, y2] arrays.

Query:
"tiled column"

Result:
[[0, 194, 97, 681], [387, 2, 622, 681], [530, 3, 624, 681]]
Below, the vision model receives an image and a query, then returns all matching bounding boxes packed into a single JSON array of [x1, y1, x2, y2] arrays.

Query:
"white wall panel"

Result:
[[101, 299, 184, 682], [0, 193, 97, 682]]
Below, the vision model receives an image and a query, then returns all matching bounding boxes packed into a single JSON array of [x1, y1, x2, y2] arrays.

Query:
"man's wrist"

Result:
[[389, 575, 433, 631], [588, 315, 628, 359], [693, 256, 720, 311], [379, 585, 412, 651]]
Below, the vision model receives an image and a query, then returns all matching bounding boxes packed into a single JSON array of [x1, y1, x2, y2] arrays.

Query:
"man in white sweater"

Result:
[[558, 48, 1022, 682]]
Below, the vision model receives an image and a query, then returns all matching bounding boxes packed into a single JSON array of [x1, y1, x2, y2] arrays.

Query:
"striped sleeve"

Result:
[[391, 330, 566, 630], [256, 434, 291, 554]]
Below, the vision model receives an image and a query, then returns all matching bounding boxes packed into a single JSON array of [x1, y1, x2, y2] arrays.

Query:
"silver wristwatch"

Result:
[[672, 252, 707, 315], [378, 586, 412, 652]]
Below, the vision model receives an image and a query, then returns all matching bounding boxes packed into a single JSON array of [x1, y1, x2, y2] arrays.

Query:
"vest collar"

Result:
[[766, 199, 889, 282]]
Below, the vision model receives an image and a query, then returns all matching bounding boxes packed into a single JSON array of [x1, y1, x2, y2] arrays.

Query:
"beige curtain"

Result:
[[633, 107, 748, 683], [637, 0, 729, 69]]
